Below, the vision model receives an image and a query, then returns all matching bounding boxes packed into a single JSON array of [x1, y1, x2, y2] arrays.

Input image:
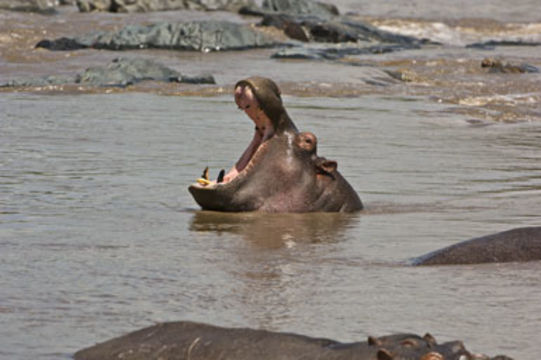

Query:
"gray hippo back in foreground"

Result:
[[413, 226, 541, 266], [74, 320, 506, 360]]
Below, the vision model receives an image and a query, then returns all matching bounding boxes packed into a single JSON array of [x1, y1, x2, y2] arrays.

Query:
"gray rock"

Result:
[[76, 0, 110, 11], [1, 74, 77, 87], [1, 57, 215, 88], [239, 0, 338, 19], [262, 0, 338, 17], [0, 0, 58, 13], [76, 0, 255, 12], [272, 42, 420, 60], [77, 57, 183, 86], [261, 14, 425, 45], [36, 21, 284, 52], [466, 40, 541, 49]]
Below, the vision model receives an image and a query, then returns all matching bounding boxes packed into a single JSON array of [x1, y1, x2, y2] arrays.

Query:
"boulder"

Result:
[[36, 21, 284, 52], [0, 0, 58, 13], [1, 57, 215, 88], [272, 42, 420, 60], [261, 14, 425, 44], [76, 0, 255, 12], [240, 0, 338, 19]]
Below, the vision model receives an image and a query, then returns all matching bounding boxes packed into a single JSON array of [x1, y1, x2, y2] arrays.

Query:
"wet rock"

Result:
[[466, 40, 541, 50], [481, 58, 539, 74], [239, 0, 338, 18], [76, 0, 110, 11], [35, 37, 89, 51], [1, 57, 215, 88], [0, 0, 58, 13], [272, 42, 420, 60], [1, 74, 78, 87], [76, 0, 255, 12], [36, 21, 284, 52], [73, 321, 512, 360], [260, 14, 425, 45], [262, 0, 338, 18]]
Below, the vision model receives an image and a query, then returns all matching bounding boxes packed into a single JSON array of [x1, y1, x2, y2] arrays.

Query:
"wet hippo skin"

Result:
[[413, 226, 541, 265], [74, 321, 482, 360], [189, 77, 363, 212]]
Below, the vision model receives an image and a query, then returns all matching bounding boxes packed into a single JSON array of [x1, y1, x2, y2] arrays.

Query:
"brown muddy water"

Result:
[[1, 1, 541, 360]]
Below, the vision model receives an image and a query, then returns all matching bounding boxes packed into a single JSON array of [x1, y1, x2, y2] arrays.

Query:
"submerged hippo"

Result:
[[188, 77, 363, 212], [413, 226, 541, 266], [74, 321, 505, 360]]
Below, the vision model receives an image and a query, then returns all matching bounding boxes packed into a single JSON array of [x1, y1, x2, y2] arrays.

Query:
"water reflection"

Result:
[[190, 210, 360, 330], [189, 211, 359, 248]]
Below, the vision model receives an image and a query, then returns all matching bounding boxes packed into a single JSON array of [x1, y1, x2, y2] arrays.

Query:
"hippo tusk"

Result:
[[217, 169, 225, 183], [196, 167, 212, 185], [201, 167, 209, 180], [196, 178, 211, 186]]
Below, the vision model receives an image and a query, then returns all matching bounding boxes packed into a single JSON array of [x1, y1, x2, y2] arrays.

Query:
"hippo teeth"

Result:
[[201, 166, 209, 180], [217, 169, 225, 183], [196, 178, 211, 186]]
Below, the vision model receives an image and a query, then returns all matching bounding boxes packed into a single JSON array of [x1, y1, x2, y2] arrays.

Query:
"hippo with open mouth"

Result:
[[189, 77, 363, 212]]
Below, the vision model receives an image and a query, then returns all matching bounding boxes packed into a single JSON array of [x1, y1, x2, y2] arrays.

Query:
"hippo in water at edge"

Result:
[[413, 226, 541, 266], [188, 77, 363, 212]]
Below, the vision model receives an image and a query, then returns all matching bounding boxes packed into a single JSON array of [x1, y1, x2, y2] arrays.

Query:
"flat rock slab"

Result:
[[240, 0, 339, 19], [1, 57, 215, 88], [76, 0, 256, 13], [260, 14, 425, 45], [0, 0, 57, 13], [36, 21, 285, 52], [272, 42, 420, 60]]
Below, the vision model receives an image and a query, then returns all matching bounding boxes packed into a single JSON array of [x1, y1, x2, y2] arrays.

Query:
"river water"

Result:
[[1, 1, 541, 360]]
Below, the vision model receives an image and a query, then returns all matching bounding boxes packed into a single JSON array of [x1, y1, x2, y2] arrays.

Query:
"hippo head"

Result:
[[188, 77, 363, 213], [368, 333, 472, 360]]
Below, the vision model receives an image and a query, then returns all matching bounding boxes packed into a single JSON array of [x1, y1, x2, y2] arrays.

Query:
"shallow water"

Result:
[[1, 92, 541, 359]]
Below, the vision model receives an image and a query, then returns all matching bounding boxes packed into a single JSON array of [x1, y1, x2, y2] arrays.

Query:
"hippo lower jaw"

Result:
[[188, 136, 272, 210]]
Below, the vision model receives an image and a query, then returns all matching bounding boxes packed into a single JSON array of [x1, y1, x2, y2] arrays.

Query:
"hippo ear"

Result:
[[368, 336, 382, 346], [377, 349, 394, 360], [423, 333, 437, 346]]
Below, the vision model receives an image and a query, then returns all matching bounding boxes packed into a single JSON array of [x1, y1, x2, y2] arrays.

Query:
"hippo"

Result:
[[74, 321, 506, 360], [413, 226, 541, 266], [188, 77, 363, 212]]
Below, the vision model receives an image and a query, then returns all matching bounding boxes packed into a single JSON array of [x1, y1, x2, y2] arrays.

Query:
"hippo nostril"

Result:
[[401, 339, 418, 347]]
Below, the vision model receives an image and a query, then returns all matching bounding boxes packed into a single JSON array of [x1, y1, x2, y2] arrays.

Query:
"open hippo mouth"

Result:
[[194, 132, 272, 189], [191, 77, 283, 189]]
